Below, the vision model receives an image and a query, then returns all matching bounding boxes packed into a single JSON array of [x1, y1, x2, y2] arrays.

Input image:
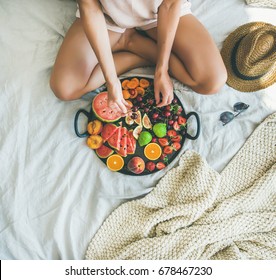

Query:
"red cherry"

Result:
[[164, 111, 171, 117], [156, 162, 166, 170], [152, 113, 159, 119]]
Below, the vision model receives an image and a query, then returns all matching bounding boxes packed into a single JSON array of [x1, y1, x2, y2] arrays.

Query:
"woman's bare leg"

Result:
[[146, 15, 227, 94], [50, 19, 151, 100], [124, 15, 227, 94]]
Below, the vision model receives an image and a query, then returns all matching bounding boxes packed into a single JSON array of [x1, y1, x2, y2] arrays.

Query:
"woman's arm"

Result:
[[78, 0, 129, 113], [155, 0, 182, 107]]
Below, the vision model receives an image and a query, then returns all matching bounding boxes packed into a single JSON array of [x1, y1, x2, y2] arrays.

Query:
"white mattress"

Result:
[[0, 0, 275, 259]]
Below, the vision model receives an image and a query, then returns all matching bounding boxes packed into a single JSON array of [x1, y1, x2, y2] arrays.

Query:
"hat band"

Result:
[[231, 37, 264, 81]]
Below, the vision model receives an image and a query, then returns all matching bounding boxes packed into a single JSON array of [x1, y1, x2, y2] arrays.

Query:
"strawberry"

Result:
[[158, 138, 169, 147], [156, 162, 166, 170], [171, 142, 181, 151], [167, 130, 177, 137], [171, 135, 182, 142], [178, 116, 187, 125], [173, 121, 180, 131], [163, 146, 174, 154]]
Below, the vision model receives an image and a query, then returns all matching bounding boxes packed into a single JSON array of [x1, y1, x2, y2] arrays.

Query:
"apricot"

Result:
[[128, 89, 138, 99], [122, 89, 131, 99], [131, 77, 139, 84], [122, 79, 130, 89], [127, 80, 139, 89], [87, 135, 103, 150], [139, 78, 150, 88], [136, 87, 145, 96], [87, 120, 103, 135]]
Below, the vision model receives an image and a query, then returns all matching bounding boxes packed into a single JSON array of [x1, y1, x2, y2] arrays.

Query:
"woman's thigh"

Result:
[[50, 19, 122, 100], [146, 14, 227, 93]]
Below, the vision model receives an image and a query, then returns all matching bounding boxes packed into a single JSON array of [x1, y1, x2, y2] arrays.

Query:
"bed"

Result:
[[0, 0, 275, 259]]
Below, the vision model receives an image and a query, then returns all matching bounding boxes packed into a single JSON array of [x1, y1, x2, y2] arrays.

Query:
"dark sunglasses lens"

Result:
[[220, 111, 234, 125], [234, 102, 249, 112]]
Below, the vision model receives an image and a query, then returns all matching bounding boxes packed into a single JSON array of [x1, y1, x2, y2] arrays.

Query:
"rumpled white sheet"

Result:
[[0, 0, 275, 259]]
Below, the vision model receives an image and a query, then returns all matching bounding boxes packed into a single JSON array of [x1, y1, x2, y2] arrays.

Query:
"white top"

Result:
[[76, 0, 192, 33]]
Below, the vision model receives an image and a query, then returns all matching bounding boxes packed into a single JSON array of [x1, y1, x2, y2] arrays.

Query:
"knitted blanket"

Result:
[[85, 113, 276, 260]]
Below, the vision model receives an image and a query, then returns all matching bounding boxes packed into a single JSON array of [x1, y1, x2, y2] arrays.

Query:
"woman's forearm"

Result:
[[156, 0, 182, 74], [78, 0, 117, 85]]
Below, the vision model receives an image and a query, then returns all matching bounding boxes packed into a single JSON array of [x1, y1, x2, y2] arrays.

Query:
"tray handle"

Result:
[[185, 112, 200, 140], [74, 109, 90, 138]]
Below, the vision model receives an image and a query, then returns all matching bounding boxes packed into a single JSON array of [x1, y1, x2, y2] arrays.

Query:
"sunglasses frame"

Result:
[[220, 102, 249, 126]]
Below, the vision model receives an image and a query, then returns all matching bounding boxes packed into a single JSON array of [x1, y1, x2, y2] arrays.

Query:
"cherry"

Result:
[[164, 111, 171, 117], [136, 95, 143, 102], [172, 98, 178, 104], [132, 106, 138, 112], [173, 115, 179, 120], [168, 120, 174, 125], [147, 99, 154, 105], [152, 113, 159, 119], [131, 113, 138, 119]]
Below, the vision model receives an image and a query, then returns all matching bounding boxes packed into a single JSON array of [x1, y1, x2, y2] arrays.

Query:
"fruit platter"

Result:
[[74, 77, 200, 175]]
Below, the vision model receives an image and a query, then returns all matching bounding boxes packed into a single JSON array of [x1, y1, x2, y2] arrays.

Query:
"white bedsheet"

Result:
[[0, 0, 275, 259]]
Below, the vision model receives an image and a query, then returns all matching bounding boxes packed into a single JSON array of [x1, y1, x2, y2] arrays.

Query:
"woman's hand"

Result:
[[107, 78, 131, 115], [154, 70, 174, 107]]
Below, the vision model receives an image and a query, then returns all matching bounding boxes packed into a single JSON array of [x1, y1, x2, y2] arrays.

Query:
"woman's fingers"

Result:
[[154, 87, 161, 105]]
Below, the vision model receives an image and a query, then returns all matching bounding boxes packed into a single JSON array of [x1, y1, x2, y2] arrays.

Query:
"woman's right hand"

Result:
[[106, 78, 131, 115]]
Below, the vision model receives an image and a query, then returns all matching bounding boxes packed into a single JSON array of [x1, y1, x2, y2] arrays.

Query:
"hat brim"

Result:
[[221, 22, 276, 92]]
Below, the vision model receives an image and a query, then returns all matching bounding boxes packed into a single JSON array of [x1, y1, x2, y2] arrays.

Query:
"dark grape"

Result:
[[131, 113, 138, 119], [132, 106, 138, 112], [144, 107, 149, 113], [173, 115, 179, 120], [172, 98, 178, 104], [136, 95, 143, 102]]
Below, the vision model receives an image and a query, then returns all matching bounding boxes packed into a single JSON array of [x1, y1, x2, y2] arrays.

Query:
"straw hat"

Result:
[[221, 22, 276, 92]]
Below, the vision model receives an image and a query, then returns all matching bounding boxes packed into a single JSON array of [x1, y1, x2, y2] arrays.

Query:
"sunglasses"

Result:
[[219, 102, 249, 126]]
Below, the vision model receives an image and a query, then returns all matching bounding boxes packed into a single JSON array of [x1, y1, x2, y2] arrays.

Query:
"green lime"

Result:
[[138, 131, 152, 146], [153, 123, 167, 138]]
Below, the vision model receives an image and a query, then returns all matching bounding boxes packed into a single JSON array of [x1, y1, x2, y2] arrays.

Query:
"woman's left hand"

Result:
[[154, 70, 174, 107]]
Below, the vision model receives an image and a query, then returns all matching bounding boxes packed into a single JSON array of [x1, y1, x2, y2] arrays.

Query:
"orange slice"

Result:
[[144, 143, 162, 161], [106, 154, 124, 172]]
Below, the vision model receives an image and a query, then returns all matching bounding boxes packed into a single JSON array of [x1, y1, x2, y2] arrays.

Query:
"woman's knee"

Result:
[[192, 67, 228, 95], [50, 73, 76, 101]]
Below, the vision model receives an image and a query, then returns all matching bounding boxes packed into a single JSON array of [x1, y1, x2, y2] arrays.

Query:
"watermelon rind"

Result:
[[92, 92, 121, 123], [96, 145, 114, 158]]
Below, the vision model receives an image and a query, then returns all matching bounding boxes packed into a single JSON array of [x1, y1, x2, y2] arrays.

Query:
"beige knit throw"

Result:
[[86, 113, 276, 260]]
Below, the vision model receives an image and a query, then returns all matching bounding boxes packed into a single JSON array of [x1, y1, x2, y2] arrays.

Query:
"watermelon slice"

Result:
[[127, 130, 137, 154], [96, 145, 114, 158], [108, 126, 121, 150], [101, 123, 118, 142], [127, 131, 136, 154], [92, 92, 122, 122], [117, 127, 128, 157]]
